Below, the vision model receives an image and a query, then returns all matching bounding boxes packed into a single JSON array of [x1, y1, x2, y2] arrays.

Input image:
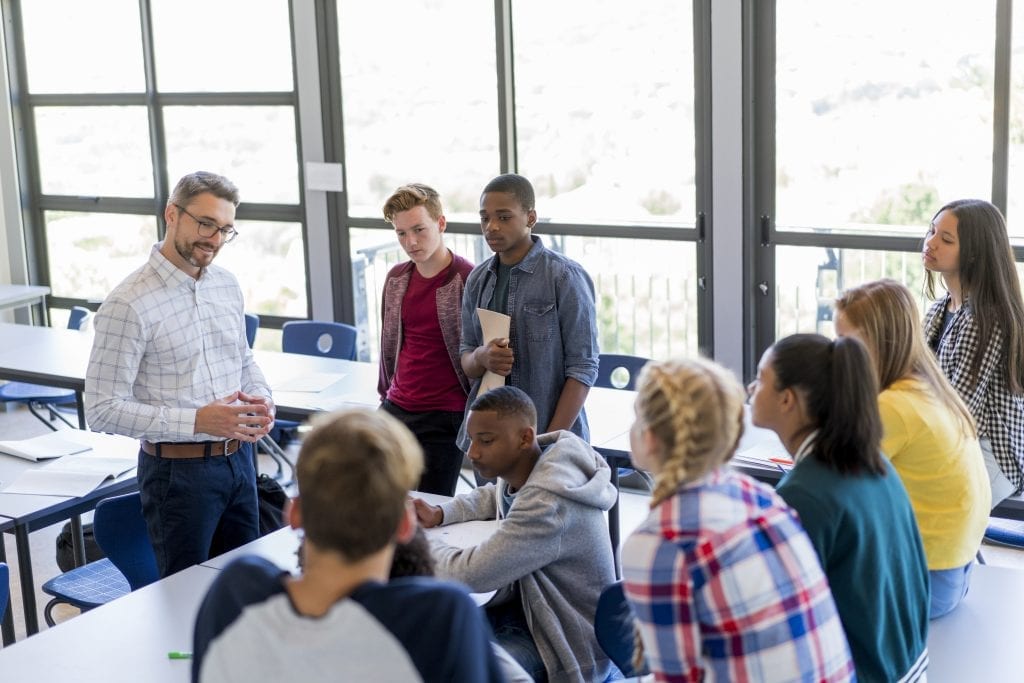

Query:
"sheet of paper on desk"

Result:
[[477, 308, 511, 394], [1, 454, 136, 497], [0, 431, 93, 461], [275, 372, 347, 393], [313, 393, 379, 411], [424, 520, 499, 549]]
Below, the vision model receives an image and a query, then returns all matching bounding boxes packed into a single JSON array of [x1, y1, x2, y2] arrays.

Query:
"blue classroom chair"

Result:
[[0, 562, 8, 623], [40, 492, 157, 626], [594, 582, 649, 680]]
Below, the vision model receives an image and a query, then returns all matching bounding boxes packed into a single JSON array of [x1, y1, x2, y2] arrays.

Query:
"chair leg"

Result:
[[44, 598, 61, 627], [257, 436, 294, 485], [26, 402, 61, 431], [44, 403, 78, 429]]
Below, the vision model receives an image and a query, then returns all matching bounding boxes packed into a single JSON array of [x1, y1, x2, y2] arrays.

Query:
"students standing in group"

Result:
[[622, 357, 854, 682], [457, 173, 599, 456], [835, 279, 989, 618], [750, 333, 930, 681], [922, 198, 1024, 506], [379, 183, 475, 495], [86, 171, 274, 577]]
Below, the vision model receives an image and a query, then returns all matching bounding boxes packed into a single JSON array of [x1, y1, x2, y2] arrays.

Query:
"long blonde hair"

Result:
[[634, 357, 747, 508], [631, 357, 746, 672], [836, 278, 975, 437]]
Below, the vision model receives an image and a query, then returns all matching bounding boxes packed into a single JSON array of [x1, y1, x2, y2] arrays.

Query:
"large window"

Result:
[[751, 0, 1020, 368], [337, 0, 707, 361], [6, 0, 305, 328]]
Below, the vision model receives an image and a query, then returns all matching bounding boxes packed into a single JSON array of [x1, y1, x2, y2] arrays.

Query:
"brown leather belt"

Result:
[[141, 439, 241, 459]]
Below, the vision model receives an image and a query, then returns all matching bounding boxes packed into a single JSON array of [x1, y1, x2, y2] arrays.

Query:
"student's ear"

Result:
[[437, 215, 447, 233], [395, 499, 417, 545], [519, 424, 536, 449], [526, 208, 537, 229], [286, 497, 302, 531]]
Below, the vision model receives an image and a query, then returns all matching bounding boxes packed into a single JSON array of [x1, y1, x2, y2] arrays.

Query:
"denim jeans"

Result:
[[486, 596, 547, 683], [930, 562, 973, 619], [381, 400, 464, 496], [137, 442, 259, 577]]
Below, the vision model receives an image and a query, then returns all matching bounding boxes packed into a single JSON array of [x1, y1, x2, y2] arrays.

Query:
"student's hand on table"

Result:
[[477, 338, 514, 376], [411, 497, 444, 528], [195, 391, 274, 442]]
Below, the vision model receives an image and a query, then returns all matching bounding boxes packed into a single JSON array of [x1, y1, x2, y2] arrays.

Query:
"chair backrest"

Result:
[[282, 320, 358, 360], [93, 492, 159, 591], [594, 581, 648, 678], [68, 306, 92, 331], [244, 312, 260, 349], [0, 562, 8, 623], [595, 354, 650, 391]]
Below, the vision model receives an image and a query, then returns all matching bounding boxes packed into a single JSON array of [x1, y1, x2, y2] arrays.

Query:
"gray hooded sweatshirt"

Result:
[[433, 430, 618, 683]]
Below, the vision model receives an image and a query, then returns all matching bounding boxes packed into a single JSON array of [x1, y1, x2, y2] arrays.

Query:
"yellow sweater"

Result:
[[879, 377, 990, 569]]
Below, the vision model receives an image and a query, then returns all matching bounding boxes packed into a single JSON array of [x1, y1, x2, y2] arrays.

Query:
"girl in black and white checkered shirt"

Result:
[[922, 199, 1024, 507]]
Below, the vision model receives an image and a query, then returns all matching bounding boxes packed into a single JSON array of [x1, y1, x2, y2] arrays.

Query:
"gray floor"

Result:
[[1, 402, 1022, 646]]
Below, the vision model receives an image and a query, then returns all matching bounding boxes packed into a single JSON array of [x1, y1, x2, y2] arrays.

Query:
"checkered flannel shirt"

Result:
[[924, 295, 1024, 493], [622, 467, 854, 683]]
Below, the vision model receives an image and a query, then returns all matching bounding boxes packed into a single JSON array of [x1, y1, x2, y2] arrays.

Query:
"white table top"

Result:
[[0, 284, 49, 310], [928, 564, 1024, 682], [0, 564, 219, 683]]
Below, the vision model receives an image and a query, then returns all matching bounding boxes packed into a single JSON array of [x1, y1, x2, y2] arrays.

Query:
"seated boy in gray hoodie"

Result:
[[413, 386, 618, 683]]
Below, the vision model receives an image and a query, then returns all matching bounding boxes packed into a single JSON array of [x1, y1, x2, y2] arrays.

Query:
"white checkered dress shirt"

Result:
[[924, 295, 1024, 492], [85, 244, 271, 442]]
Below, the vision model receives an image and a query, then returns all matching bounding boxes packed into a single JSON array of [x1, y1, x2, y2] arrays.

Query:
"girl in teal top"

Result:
[[749, 333, 930, 682]]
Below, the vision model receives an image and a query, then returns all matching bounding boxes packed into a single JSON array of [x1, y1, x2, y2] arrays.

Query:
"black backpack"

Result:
[[257, 473, 288, 536]]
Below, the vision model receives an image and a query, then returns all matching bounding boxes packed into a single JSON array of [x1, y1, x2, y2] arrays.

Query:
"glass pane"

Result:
[[150, 0, 293, 92], [349, 228, 696, 362], [338, 0, 498, 218], [163, 106, 299, 204], [1008, 2, 1024, 233], [777, 1, 995, 232], [35, 107, 154, 198], [513, 0, 695, 226], [44, 212, 157, 301], [21, 0, 144, 93], [212, 220, 307, 318], [774, 246, 927, 339]]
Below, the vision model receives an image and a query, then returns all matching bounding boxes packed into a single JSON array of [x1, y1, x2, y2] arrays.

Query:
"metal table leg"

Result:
[[15, 525, 38, 635]]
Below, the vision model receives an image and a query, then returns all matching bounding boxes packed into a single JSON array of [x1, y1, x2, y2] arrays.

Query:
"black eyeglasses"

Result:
[[175, 204, 238, 243]]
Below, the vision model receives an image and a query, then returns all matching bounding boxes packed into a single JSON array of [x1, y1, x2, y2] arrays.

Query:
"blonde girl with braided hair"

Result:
[[621, 357, 853, 682]]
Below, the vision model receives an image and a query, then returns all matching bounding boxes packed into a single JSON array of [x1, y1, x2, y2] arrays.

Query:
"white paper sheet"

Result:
[[2, 451, 136, 497], [476, 308, 512, 394]]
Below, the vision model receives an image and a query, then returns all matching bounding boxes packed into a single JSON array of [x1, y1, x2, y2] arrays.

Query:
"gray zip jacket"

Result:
[[433, 430, 617, 683]]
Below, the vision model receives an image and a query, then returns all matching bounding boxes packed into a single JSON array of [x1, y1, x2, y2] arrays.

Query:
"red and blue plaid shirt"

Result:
[[622, 467, 854, 683]]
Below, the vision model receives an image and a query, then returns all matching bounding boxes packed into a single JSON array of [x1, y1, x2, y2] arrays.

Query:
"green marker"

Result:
[[168, 651, 193, 660]]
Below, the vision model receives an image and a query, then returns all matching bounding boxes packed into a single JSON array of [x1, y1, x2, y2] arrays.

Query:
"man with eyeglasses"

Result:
[[86, 171, 274, 577]]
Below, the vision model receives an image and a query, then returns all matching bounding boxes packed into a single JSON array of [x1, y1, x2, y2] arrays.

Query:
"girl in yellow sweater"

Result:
[[835, 278, 990, 618]]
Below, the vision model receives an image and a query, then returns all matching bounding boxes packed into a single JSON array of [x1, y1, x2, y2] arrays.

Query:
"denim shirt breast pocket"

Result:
[[522, 301, 557, 342]]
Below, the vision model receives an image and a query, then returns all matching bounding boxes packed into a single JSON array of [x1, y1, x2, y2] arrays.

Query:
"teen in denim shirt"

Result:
[[457, 174, 599, 453]]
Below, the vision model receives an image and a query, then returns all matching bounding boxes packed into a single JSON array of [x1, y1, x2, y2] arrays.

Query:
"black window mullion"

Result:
[[494, 0, 516, 173], [138, 0, 169, 234], [694, 0, 713, 359], [992, 0, 1012, 214]]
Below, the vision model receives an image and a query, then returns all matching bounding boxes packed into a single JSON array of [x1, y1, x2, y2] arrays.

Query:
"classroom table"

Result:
[[0, 563, 218, 682], [0, 430, 139, 640], [0, 284, 50, 326]]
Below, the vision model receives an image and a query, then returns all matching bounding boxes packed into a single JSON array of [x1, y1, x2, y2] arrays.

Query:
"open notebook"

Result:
[[0, 431, 93, 462], [2, 449, 137, 498]]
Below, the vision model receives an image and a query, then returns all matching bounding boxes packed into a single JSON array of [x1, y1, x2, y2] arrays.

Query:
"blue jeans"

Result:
[[486, 597, 547, 683], [137, 442, 259, 577], [930, 562, 973, 619]]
